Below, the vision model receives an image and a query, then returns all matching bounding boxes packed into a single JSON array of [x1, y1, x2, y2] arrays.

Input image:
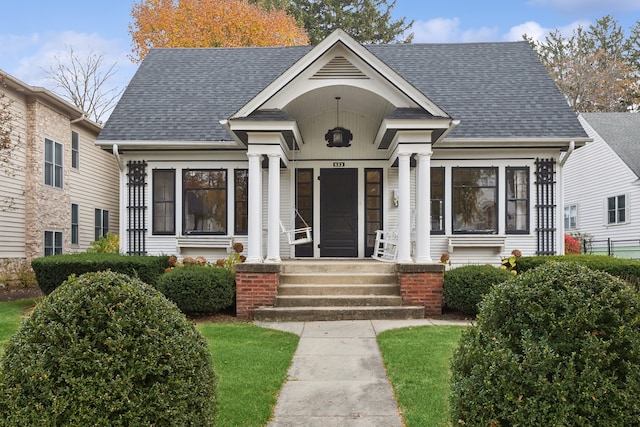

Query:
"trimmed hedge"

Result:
[[156, 266, 235, 316], [0, 271, 217, 426], [31, 253, 170, 295], [443, 265, 514, 315], [517, 254, 640, 291], [450, 262, 640, 426]]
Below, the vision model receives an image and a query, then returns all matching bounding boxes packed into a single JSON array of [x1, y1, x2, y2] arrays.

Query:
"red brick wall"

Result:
[[397, 264, 444, 317], [234, 264, 280, 319]]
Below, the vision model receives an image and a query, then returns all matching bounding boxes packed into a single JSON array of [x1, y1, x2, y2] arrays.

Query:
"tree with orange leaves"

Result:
[[129, 0, 309, 62]]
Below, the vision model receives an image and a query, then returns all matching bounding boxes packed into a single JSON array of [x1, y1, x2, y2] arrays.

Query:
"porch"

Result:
[[235, 259, 444, 321]]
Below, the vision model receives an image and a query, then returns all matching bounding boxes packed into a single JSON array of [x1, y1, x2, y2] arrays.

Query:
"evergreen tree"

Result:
[[286, 0, 413, 45]]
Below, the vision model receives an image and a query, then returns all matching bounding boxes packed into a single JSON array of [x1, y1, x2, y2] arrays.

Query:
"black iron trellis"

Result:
[[127, 161, 147, 255], [535, 158, 556, 255]]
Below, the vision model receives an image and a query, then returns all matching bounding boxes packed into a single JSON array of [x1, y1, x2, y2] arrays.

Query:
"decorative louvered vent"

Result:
[[311, 56, 369, 79]]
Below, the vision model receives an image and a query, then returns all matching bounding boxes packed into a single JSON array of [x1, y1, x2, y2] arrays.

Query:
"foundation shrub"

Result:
[[0, 271, 217, 426], [517, 254, 640, 291], [156, 265, 235, 316], [443, 265, 513, 315], [450, 262, 640, 426], [31, 253, 170, 295]]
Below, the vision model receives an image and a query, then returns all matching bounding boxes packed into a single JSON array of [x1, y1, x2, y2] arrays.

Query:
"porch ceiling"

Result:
[[282, 85, 395, 125]]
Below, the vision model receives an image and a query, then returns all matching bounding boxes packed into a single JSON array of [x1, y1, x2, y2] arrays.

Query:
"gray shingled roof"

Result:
[[98, 41, 587, 143], [581, 113, 640, 178]]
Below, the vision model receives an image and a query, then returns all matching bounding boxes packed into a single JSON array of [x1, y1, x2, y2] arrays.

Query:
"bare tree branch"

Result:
[[46, 45, 124, 124]]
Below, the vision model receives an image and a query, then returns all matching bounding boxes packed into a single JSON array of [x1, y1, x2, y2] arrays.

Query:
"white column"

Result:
[[397, 152, 413, 263], [415, 152, 433, 263], [246, 153, 263, 263], [266, 154, 281, 263]]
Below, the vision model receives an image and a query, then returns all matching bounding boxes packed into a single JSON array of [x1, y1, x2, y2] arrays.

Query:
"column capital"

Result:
[[247, 152, 262, 159]]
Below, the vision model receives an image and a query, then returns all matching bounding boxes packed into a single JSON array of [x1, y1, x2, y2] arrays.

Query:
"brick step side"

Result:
[[253, 306, 426, 322]]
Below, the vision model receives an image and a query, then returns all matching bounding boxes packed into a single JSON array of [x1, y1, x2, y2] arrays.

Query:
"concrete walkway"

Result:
[[256, 319, 471, 427]]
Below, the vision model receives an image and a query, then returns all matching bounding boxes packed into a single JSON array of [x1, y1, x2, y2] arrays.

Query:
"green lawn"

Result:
[[197, 323, 299, 427], [0, 299, 465, 427], [378, 325, 466, 427], [0, 298, 39, 357]]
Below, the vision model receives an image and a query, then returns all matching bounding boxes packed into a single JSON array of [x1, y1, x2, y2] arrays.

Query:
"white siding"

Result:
[[69, 125, 120, 251], [564, 117, 640, 245], [0, 88, 27, 258]]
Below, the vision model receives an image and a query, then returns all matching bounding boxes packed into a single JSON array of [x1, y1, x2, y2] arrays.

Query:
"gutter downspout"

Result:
[[560, 140, 575, 166], [112, 143, 124, 172], [70, 114, 86, 124], [113, 144, 126, 254], [557, 140, 575, 256]]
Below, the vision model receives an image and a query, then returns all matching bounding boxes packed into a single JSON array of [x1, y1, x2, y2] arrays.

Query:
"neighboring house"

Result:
[[0, 71, 119, 285], [564, 113, 640, 258], [97, 30, 588, 267]]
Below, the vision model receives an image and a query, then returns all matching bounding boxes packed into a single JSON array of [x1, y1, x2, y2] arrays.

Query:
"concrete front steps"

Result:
[[253, 260, 425, 321]]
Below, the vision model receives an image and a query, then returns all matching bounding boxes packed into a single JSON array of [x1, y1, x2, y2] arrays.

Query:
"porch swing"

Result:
[[280, 145, 313, 246], [280, 208, 313, 246]]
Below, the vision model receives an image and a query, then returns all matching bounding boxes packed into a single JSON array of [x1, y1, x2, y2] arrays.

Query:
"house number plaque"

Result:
[[333, 162, 345, 167]]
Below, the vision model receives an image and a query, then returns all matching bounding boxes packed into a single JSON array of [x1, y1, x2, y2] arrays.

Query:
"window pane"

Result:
[[183, 170, 227, 234], [453, 168, 497, 233], [235, 169, 248, 235], [103, 211, 109, 236], [45, 139, 52, 161], [506, 168, 529, 233], [44, 163, 52, 186], [95, 209, 102, 241], [54, 231, 63, 255], [55, 165, 63, 188], [71, 204, 78, 245], [72, 131, 79, 169], [153, 170, 176, 234], [431, 167, 444, 232], [44, 231, 53, 256], [55, 143, 62, 165]]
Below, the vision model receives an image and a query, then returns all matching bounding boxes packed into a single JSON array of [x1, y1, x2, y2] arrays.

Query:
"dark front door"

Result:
[[320, 168, 358, 257]]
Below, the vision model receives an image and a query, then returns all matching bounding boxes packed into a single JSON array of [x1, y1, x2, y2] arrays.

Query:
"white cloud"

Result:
[[528, 0, 640, 12], [411, 18, 498, 43], [505, 19, 591, 42], [13, 31, 135, 90]]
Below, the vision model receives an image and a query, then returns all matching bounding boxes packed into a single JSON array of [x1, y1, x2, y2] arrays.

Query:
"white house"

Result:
[[564, 113, 640, 258], [97, 30, 588, 268]]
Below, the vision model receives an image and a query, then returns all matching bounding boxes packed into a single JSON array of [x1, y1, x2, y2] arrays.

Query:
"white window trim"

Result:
[[564, 203, 577, 230], [605, 194, 629, 226], [44, 138, 64, 189]]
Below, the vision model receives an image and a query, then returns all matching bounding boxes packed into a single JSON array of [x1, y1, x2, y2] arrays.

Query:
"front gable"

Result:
[[226, 30, 453, 157]]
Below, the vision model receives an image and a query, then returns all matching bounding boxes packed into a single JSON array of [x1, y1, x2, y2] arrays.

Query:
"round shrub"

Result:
[[450, 262, 640, 426], [156, 266, 235, 316], [443, 265, 513, 315], [0, 271, 217, 426]]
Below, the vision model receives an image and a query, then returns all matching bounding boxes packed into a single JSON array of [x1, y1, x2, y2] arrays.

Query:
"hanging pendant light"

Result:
[[325, 96, 352, 147]]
